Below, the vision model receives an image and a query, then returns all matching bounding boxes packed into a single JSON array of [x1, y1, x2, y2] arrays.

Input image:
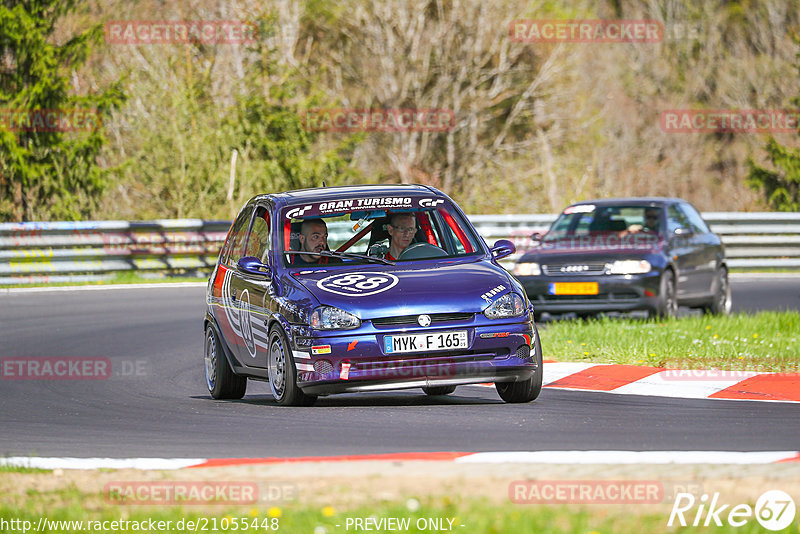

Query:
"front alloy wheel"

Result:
[[268, 325, 317, 406], [704, 266, 732, 315], [495, 326, 543, 403], [652, 270, 677, 319]]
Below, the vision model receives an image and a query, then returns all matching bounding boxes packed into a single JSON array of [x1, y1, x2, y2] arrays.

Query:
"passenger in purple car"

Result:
[[385, 213, 417, 261]]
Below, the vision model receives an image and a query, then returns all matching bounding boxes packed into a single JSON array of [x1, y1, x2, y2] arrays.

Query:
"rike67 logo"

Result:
[[668, 490, 796, 531]]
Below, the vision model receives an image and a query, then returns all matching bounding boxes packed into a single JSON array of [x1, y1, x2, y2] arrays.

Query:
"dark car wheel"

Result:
[[703, 266, 732, 315], [204, 326, 246, 399], [268, 325, 317, 407], [422, 385, 457, 396], [652, 269, 677, 319], [495, 327, 543, 403]]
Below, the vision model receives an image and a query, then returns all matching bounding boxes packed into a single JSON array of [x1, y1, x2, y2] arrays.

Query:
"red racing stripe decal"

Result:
[[545, 364, 664, 391], [190, 451, 472, 468]]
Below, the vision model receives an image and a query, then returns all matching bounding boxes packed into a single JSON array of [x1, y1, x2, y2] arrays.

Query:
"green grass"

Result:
[[0, 271, 209, 289], [2, 493, 795, 534], [540, 311, 800, 372], [0, 465, 52, 474]]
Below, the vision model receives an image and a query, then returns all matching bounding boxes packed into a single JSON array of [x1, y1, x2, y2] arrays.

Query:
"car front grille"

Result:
[[543, 263, 607, 276], [372, 312, 474, 326]]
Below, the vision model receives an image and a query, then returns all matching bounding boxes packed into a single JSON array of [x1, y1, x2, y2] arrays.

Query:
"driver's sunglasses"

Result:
[[391, 225, 417, 234]]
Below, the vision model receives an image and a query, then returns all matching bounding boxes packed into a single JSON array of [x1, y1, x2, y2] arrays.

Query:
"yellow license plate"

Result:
[[548, 282, 599, 295]]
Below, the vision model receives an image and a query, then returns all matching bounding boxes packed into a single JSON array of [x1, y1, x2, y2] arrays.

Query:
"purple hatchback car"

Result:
[[204, 185, 542, 406]]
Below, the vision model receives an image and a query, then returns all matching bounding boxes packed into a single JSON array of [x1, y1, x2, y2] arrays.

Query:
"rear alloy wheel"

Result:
[[422, 385, 457, 396], [205, 326, 246, 399], [652, 270, 677, 319], [495, 326, 544, 403], [268, 325, 317, 406], [703, 266, 732, 316]]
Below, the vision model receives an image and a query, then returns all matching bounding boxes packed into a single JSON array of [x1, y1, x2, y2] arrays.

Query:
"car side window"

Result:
[[244, 206, 272, 262], [667, 205, 690, 234], [680, 203, 710, 234], [222, 205, 254, 266]]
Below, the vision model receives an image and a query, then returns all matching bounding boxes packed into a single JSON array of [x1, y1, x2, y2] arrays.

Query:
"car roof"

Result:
[[568, 197, 684, 207], [251, 184, 441, 207]]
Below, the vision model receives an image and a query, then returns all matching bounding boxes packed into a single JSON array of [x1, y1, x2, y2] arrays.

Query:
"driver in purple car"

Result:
[[292, 219, 332, 266], [385, 213, 417, 261]]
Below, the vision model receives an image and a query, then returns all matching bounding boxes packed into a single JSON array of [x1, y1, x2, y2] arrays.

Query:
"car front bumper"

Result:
[[294, 318, 538, 395], [517, 271, 663, 315]]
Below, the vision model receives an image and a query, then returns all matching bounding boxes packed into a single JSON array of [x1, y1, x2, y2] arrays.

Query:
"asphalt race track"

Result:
[[1, 275, 798, 458]]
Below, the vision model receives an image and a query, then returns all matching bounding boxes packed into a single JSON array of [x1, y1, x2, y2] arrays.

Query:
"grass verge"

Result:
[[539, 311, 799, 372], [2, 493, 793, 534]]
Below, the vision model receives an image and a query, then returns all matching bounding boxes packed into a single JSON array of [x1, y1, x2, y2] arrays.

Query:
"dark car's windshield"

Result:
[[281, 198, 483, 268], [545, 204, 665, 243]]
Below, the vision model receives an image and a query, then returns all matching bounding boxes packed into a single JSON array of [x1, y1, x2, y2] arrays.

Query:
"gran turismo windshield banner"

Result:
[[284, 196, 445, 219]]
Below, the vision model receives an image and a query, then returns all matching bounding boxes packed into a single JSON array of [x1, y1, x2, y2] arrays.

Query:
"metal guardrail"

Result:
[[1, 213, 799, 284]]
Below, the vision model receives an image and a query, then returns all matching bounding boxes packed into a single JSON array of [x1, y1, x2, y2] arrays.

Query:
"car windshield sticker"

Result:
[[285, 197, 419, 218], [564, 204, 595, 214], [317, 272, 399, 297], [419, 198, 445, 208]]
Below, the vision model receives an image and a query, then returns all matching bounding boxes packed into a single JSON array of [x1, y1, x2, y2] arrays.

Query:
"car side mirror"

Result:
[[491, 239, 516, 260], [673, 227, 694, 237], [237, 256, 272, 278], [530, 231, 543, 245]]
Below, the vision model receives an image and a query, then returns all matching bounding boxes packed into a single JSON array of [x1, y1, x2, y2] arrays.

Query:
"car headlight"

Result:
[[513, 262, 541, 276], [310, 306, 361, 330], [606, 260, 652, 275], [484, 293, 526, 319]]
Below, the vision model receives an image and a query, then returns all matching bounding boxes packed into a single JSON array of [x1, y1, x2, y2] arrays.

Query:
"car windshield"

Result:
[[545, 204, 665, 242], [281, 198, 483, 267]]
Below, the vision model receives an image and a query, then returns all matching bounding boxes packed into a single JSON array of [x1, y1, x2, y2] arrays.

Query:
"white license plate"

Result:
[[384, 330, 469, 354]]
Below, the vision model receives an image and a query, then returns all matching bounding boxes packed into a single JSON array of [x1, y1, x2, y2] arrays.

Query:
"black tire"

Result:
[[267, 325, 317, 406], [703, 266, 732, 316], [422, 385, 457, 396], [651, 269, 677, 319], [495, 326, 544, 403], [204, 325, 247, 399]]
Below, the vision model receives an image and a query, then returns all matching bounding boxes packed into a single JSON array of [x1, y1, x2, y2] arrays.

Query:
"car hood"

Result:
[[520, 239, 665, 263], [287, 259, 515, 319]]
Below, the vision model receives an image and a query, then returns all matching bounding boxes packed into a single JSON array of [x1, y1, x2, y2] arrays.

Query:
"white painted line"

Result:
[[0, 457, 206, 470], [455, 450, 800, 464], [612, 370, 760, 399], [542, 362, 596, 385], [1, 282, 206, 294]]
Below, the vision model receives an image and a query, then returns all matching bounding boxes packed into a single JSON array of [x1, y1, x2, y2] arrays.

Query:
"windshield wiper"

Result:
[[283, 250, 395, 266]]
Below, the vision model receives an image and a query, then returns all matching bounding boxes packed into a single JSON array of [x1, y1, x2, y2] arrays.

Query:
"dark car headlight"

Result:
[[310, 306, 361, 330], [606, 260, 652, 275], [484, 293, 526, 319], [513, 262, 541, 276]]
